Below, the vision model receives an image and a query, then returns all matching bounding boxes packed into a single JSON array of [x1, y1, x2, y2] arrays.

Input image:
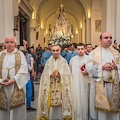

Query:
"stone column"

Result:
[[30, 19, 37, 47], [102, 0, 117, 40], [116, 0, 120, 45], [39, 29, 45, 48], [86, 18, 91, 44], [79, 28, 82, 43]]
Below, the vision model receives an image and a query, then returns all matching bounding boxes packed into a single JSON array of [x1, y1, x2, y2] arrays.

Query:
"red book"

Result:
[[79, 63, 85, 71]]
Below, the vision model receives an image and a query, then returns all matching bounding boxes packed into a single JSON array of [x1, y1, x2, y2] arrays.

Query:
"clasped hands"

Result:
[[0, 78, 15, 86], [50, 70, 60, 78], [102, 60, 117, 71]]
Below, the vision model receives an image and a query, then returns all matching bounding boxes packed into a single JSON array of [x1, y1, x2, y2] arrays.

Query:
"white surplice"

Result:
[[69, 55, 90, 120], [87, 47, 120, 120], [0, 48, 28, 120]]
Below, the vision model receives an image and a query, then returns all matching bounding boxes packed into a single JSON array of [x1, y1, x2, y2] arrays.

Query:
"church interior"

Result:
[[0, 0, 120, 48]]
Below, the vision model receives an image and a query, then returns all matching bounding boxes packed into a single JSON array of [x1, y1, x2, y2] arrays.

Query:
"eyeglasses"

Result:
[[104, 36, 112, 39], [52, 49, 59, 52]]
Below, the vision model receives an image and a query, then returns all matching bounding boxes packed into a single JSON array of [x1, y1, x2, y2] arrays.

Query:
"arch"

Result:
[[79, 0, 88, 19], [44, 11, 79, 28], [36, 0, 87, 22]]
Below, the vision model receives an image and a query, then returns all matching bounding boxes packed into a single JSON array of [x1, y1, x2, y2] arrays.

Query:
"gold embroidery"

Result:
[[0, 53, 7, 111], [50, 77, 62, 106], [108, 72, 113, 82], [10, 51, 25, 109], [0, 51, 25, 111], [40, 56, 72, 118], [93, 46, 119, 113], [10, 83, 25, 109]]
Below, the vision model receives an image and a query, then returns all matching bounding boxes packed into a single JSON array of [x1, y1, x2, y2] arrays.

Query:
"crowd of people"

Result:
[[0, 32, 120, 120]]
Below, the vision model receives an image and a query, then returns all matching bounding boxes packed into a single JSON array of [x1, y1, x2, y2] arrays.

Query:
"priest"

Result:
[[87, 32, 120, 120], [36, 45, 76, 120], [69, 43, 90, 120], [0, 36, 28, 120]]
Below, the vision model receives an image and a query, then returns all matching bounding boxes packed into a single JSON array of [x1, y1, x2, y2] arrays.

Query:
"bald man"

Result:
[[87, 32, 120, 120], [0, 36, 28, 120]]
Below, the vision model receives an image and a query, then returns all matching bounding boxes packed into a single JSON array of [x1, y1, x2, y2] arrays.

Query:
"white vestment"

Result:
[[69, 55, 90, 120], [87, 47, 120, 120], [36, 55, 76, 120], [0, 48, 28, 120]]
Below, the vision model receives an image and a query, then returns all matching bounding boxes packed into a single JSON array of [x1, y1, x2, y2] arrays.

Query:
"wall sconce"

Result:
[[88, 13, 91, 18], [32, 11, 35, 19], [41, 24, 43, 29], [80, 25, 82, 29], [76, 29, 78, 34]]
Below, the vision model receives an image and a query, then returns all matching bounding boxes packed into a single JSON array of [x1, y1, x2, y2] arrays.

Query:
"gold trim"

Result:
[[93, 46, 119, 113], [40, 56, 72, 118], [2, 67, 15, 70], [0, 52, 7, 111], [95, 107, 119, 113], [10, 51, 25, 109], [0, 51, 25, 111]]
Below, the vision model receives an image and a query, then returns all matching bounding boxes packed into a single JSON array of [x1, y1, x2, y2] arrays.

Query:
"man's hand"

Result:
[[64, 48, 68, 52], [81, 68, 88, 76], [50, 70, 60, 78], [50, 71, 56, 77], [0, 79, 9, 86], [102, 62, 112, 71], [23, 40, 27, 45], [55, 71, 60, 77], [102, 61, 117, 71], [111, 60, 117, 70], [0, 79, 15, 86]]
